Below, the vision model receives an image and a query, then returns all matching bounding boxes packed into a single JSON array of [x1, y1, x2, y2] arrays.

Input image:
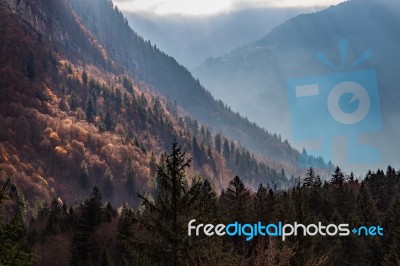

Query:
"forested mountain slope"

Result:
[[66, 0, 328, 169], [0, 0, 303, 205]]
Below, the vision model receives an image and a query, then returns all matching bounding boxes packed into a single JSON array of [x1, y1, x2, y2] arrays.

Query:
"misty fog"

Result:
[[123, 7, 316, 68], [117, 0, 400, 175]]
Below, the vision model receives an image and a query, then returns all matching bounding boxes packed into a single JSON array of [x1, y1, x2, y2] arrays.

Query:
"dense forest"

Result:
[[1, 142, 399, 265]]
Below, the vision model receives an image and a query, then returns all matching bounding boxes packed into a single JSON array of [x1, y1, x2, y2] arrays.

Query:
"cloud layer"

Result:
[[113, 0, 343, 15]]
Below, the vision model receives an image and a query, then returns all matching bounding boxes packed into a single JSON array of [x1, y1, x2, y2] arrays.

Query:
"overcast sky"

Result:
[[113, 0, 344, 16]]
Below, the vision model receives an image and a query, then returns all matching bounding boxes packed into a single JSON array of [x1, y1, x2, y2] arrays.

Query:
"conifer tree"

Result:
[[223, 176, 251, 223], [331, 166, 345, 187], [303, 167, 316, 189], [79, 160, 90, 191], [223, 139, 230, 162], [123, 141, 221, 264], [100, 248, 113, 266], [117, 203, 135, 238], [45, 199, 62, 235], [103, 167, 114, 201], [254, 184, 268, 222], [220, 176, 252, 255], [0, 177, 35, 265], [81, 70, 88, 85], [149, 152, 157, 176], [70, 92, 80, 111], [104, 110, 114, 131], [26, 50, 36, 81], [71, 187, 104, 265], [357, 181, 379, 225], [124, 157, 135, 196], [205, 129, 212, 145], [86, 97, 96, 122], [383, 196, 400, 265], [349, 172, 355, 182], [192, 137, 202, 165], [214, 134, 221, 154]]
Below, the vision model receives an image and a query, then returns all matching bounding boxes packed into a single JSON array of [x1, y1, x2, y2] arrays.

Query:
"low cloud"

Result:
[[113, 0, 343, 15]]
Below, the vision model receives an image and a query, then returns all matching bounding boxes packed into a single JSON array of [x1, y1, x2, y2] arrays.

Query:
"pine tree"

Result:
[[100, 248, 113, 266], [86, 97, 96, 122], [349, 172, 355, 182], [223, 176, 251, 222], [223, 139, 230, 162], [139, 92, 147, 107], [71, 187, 104, 265], [117, 203, 135, 238], [303, 167, 316, 189], [84, 187, 104, 228], [357, 181, 379, 225], [45, 199, 62, 235], [0, 178, 35, 265], [196, 178, 219, 222], [103, 167, 114, 201], [205, 129, 212, 146], [149, 152, 157, 176], [221, 176, 252, 255], [230, 141, 236, 162], [122, 75, 133, 92], [214, 134, 221, 153], [79, 160, 90, 191], [115, 89, 122, 112], [123, 141, 220, 264], [254, 184, 268, 222], [331, 166, 345, 187], [124, 157, 135, 196], [104, 202, 116, 222], [192, 137, 202, 166], [153, 98, 163, 118], [8, 184, 29, 225], [383, 196, 400, 265], [26, 50, 36, 81], [104, 110, 114, 131], [314, 175, 322, 188], [149, 140, 191, 263], [292, 178, 307, 223], [81, 70, 88, 85], [70, 92, 80, 111]]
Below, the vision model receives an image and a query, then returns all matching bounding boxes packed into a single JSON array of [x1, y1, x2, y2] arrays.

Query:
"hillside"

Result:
[[193, 0, 400, 172], [0, 0, 307, 206], [66, 0, 328, 169]]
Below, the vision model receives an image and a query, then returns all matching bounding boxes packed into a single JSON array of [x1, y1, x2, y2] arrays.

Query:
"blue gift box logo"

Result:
[[287, 40, 382, 166]]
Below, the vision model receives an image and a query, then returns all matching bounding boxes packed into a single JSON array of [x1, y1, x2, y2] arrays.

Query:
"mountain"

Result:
[[193, 0, 400, 173], [0, 0, 329, 206], [2, 1, 399, 265], [67, 0, 329, 167], [123, 7, 313, 68]]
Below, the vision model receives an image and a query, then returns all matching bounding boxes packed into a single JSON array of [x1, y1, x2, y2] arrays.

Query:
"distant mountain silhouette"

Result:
[[124, 7, 311, 68], [194, 0, 400, 172]]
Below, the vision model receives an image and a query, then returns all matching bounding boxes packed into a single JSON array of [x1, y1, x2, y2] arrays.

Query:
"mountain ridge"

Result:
[[193, 0, 400, 172], [0, 0, 322, 205], [67, 0, 330, 168]]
